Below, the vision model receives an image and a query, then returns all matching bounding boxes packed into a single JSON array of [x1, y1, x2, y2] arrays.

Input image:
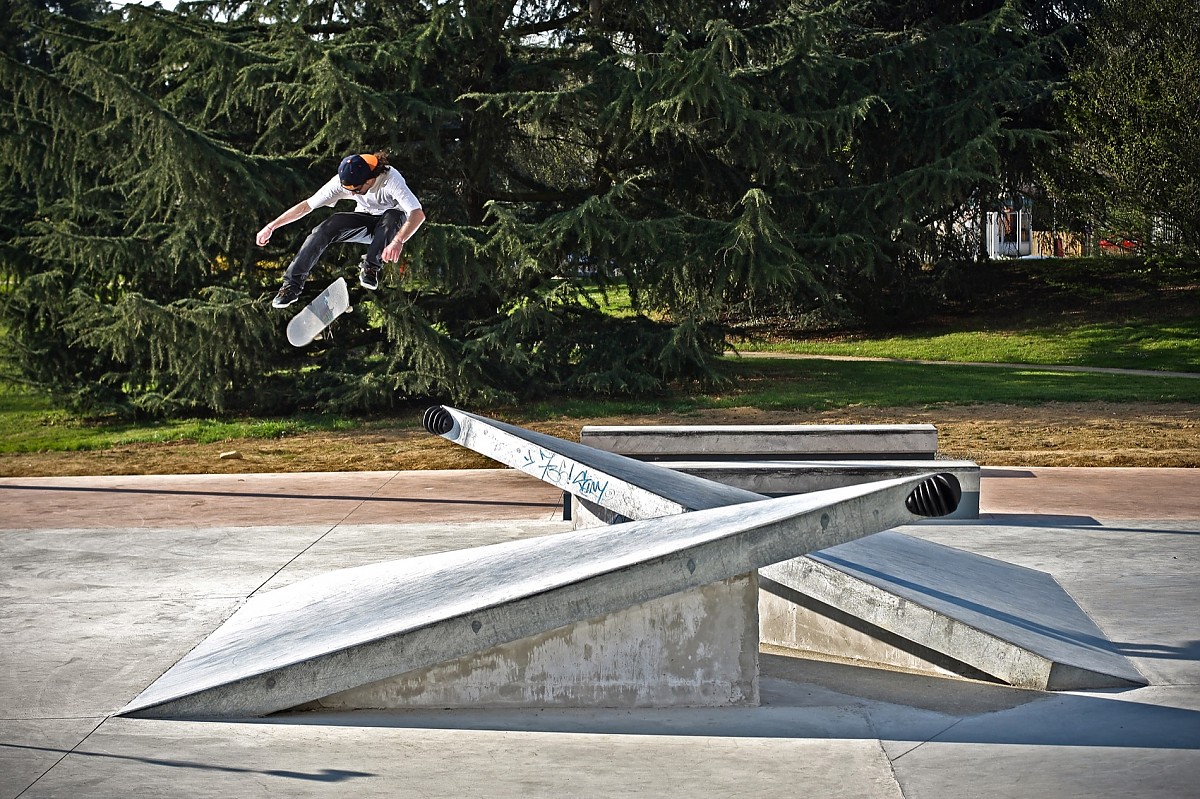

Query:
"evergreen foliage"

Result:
[[1049, 0, 1200, 256], [1, 0, 1070, 415]]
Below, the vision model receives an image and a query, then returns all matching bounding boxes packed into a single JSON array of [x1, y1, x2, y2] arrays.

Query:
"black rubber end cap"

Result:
[[422, 405, 454, 435], [905, 473, 963, 517]]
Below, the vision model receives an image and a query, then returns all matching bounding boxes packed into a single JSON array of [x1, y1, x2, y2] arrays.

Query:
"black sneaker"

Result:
[[271, 283, 303, 308], [359, 259, 381, 291]]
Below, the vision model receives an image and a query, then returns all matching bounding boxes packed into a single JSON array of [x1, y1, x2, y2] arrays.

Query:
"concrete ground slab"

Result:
[[257, 519, 573, 590], [1, 466, 1198, 798], [1063, 574, 1200, 685], [0, 524, 333, 603], [0, 719, 103, 797], [15, 714, 903, 799], [3, 598, 239, 719], [886, 687, 1200, 799]]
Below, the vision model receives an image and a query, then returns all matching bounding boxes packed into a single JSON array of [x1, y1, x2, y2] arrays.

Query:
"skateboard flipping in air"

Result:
[[286, 277, 351, 347]]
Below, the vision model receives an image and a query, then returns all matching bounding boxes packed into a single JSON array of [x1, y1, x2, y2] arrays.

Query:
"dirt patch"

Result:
[[1, 402, 1195, 477]]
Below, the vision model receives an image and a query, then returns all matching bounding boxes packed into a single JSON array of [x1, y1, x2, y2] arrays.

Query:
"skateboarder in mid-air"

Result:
[[256, 151, 426, 308]]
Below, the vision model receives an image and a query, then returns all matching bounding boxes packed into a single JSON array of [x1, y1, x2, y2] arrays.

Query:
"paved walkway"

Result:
[[1, 467, 1198, 798], [728, 350, 1200, 379], [0, 469, 566, 530], [2, 466, 1197, 529]]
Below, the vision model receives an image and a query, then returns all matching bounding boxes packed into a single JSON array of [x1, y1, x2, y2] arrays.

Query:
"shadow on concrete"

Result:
[[0, 742, 374, 783], [1085, 524, 1200, 537], [1113, 639, 1200, 661], [976, 516, 1200, 536], [0, 483, 559, 510], [980, 469, 1037, 478], [252, 692, 1200, 751], [978, 513, 1102, 526]]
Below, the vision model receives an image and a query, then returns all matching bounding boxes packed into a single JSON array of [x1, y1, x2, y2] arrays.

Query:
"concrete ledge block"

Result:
[[581, 424, 938, 461]]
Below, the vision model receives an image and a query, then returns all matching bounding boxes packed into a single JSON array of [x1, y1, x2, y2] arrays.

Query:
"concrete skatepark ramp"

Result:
[[425, 406, 1144, 691], [760, 531, 1146, 690], [118, 407, 1141, 719], [120, 473, 955, 719]]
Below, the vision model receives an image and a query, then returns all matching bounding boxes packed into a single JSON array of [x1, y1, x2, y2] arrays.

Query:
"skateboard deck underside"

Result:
[[287, 277, 351, 346]]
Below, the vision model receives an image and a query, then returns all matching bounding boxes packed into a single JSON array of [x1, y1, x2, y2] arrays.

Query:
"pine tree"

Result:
[[1, 1, 1068, 415], [2, 0, 285, 414], [1051, 0, 1200, 255]]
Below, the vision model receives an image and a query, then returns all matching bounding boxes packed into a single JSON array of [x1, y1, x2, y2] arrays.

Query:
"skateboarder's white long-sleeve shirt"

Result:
[[306, 167, 423, 216]]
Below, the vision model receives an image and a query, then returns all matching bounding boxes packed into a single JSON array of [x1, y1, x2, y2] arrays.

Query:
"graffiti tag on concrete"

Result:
[[519, 447, 609, 503]]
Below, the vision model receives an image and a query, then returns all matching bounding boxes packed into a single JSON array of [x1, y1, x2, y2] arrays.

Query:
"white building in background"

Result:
[[986, 196, 1033, 258]]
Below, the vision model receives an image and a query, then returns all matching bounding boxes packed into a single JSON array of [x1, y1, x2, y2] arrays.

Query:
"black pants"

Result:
[[282, 209, 406, 288]]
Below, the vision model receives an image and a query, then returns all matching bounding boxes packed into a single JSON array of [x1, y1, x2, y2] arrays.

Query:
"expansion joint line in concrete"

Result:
[[886, 717, 966, 763], [246, 472, 402, 599], [14, 718, 106, 799]]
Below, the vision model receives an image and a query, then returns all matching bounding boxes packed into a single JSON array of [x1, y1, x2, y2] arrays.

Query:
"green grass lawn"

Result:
[[577, 278, 637, 317], [712, 357, 1200, 411], [0, 362, 389, 454], [0, 392, 354, 454], [731, 257, 1200, 372], [5, 354, 1197, 454], [732, 317, 1200, 373], [513, 357, 1200, 420]]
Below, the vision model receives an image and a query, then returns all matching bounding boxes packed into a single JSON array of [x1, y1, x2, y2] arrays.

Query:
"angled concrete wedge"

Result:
[[119, 474, 946, 719], [760, 531, 1147, 690]]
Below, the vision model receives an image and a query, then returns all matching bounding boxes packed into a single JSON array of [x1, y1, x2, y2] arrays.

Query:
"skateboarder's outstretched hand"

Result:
[[256, 201, 314, 248]]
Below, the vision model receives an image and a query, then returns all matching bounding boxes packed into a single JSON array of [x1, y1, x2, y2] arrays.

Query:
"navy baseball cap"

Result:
[[338, 153, 379, 188]]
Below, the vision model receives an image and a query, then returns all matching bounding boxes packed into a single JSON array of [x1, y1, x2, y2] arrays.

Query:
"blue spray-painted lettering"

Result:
[[518, 448, 609, 502], [570, 469, 608, 503]]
